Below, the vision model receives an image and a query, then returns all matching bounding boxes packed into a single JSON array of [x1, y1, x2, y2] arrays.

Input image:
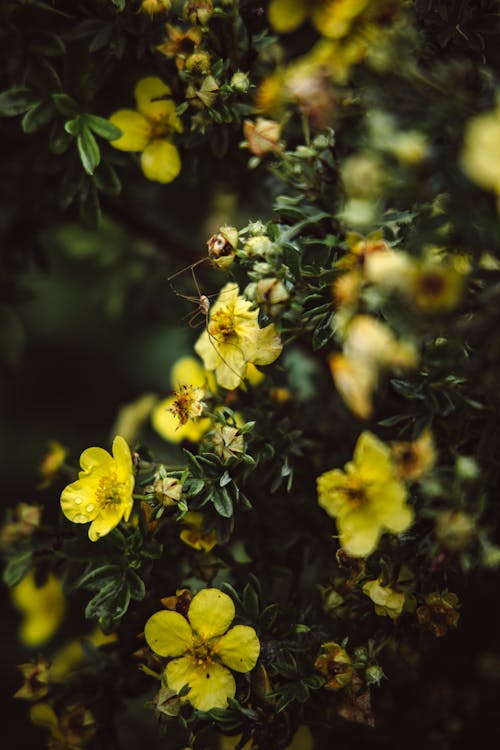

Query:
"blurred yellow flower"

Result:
[[141, 0, 171, 15], [145, 588, 260, 711], [391, 428, 436, 481], [152, 356, 212, 443], [330, 315, 417, 420], [60, 435, 134, 541], [461, 101, 500, 211], [362, 578, 405, 619], [194, 283, 282, 390], [409, 259, 465, 313], [38, 440, 67, 489], [109, 77, 182, 183], [12, 571, 65, 648], [179, 511, 217, 551], [49, 627, 117, 682], [243, 118, 283, 157], [317, 431, 413, 557]]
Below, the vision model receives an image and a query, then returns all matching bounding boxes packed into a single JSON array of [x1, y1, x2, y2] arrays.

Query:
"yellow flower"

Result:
[[391, 429, 436, 481], [179, 511, 217, 551], [109, 77, 182, 184], [315, 641, 354, 690], [158, 24, 203, 70], [169, 383, 206, 426], [49, 627, 118, 682], [269, 0, 399, 39], [362, 578, 405, 619], [12, 571, 65, 648], [60, 435, 134, 542], [461, 101, 500, 211], [194, 283, 282, 390], [409, 259, 464, 313], [30, 702, 96, 749], [152, 356, 212, 443], [145, 587, 260, 711], [38, 440, 67, 489], [317, 431, 414, 557], [141, 0, 171, 16], [329, 315, 417, 420], [243, 118, 283, 157]]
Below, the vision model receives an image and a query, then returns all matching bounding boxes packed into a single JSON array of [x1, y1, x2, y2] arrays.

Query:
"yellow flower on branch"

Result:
[[12, 571, 65, 648], [60, 435, 134, 542], [145, 588, 260, 711], [109, 77, 182, 184], [152, 356, 212, 443], [317, 431, 414, 557], [194, 283, 282, 390], [179, 511, 217, 551], [362, 578, 405, 620]]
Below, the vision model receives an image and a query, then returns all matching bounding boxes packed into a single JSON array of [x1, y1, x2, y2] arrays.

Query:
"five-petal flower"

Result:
[[145, 588, 260, 711]]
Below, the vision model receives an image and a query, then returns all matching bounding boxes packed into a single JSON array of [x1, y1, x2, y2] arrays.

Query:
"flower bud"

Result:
[[256, 278, 289, 315], [207, 225, 238, 269], [183, 0, 213, 26], [230, 71, 250, 93]]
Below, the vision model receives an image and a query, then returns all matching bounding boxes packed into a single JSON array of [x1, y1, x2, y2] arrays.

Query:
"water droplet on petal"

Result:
[[75, 497, 81, 504], [86, 504, 94, 513]]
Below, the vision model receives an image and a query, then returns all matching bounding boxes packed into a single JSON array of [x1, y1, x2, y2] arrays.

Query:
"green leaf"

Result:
[[52, 93, 79, 116], [49, 120, 72, 155], [85, 577, 130, 622], [93, 161, 121, 196], [219, 471, 232, 487], [64, 117, 81, 135], [2, 550, 32, 587], [79, 182, 102, 228], [72, 564, 123, 591], [77, 127, 100, 174], [83, 114, 122, 141], [0, 88, 39, 117], [242, 584, 259, 622], [212, 487, 233, 518], [21, 100, 57, 134], [126, 569, 146, 601], [30, 32, 66, 56]]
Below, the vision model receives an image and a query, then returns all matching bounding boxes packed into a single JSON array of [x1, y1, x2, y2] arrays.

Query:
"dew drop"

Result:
[[74, 497, 81, 505], [86, 504, 94, 513]]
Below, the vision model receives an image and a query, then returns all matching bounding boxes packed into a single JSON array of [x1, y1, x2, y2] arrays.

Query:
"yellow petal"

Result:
[[152, 395, 210, 443], [79, 446, 113, 474], [353, 431, 393, 483], [145, 610, 193, 657], [379, 495, 414, 534], [252, 323, 282, 366], [188, 588, 235, 640], [29, 702, 59, 730], [244, 363, 264, 386], [268, 0, 308, 33], [109, 110, 149, 152], [171, 356, 207, 388], [338, 508, 381, 557], [194, 330, 220, 371], [134, 76, 175, 119], [317, 468, 351, 519], [111, 436, 135, 514], [60, 479, 99, 524], [166, 655, 236, 711], [141, 140, 181, 183], [214, 625, 260, 672], [88, 504, 128, 541], [214, 342, 247, 390]]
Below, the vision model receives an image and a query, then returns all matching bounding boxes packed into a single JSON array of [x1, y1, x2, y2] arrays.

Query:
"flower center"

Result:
[[147, 115, 172, 141], [341, 478, 368, 508], [95, 471, 125, 508], [190, 636, 217, 668], [209, 308, 235, 340]]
